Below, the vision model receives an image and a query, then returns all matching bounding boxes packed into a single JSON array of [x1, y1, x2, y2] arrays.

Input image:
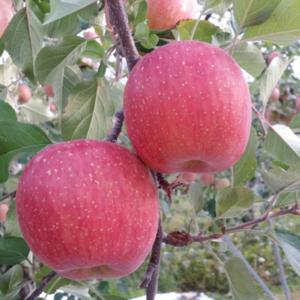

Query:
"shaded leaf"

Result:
[[273, 191, 300, 209], [80, 40, 105, 61], [289, 114, 300, 132], [4, 202, 23, 238], [233, 127, 258, 186], [61, 285, 93, 300], [0, 101, 17, 121], [211, 0, 233, 17], [101, 296, 129, 300], [0, 84, 8, 101], [141, 34, 159, 49], [3, 178, 19, 193], [132, 0, 148, 27], [111, 87, 124, 111], [188, 182, 203, 214]]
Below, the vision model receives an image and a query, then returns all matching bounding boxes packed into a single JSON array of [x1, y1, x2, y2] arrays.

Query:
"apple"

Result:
[[0, 204, 9, 222], [270, 87, 280, 103], [200, 174, 214, 186], [179, 172, 197, 185], [265, 107, 280, 125], [18, 84, 31, 103], [124, 41, 252, 174], [49, 103, 57, 112], [279, 107, 296, 124], [295, 97, 300, 111], [105, 0, 201, 39], [84, 31, 102, 45], [215, 178, 230, 191], [267, 52, 280, 65], [0, 0, 13, 38], [43, 84, 55, 97], [16, 140, 159, 280]]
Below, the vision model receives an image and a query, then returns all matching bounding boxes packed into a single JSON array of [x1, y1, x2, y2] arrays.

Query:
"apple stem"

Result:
[[27, 271, 56, 300], [106, 0, 141, 72], [139, 218, 163, 290], [103, 108, 124, 143]]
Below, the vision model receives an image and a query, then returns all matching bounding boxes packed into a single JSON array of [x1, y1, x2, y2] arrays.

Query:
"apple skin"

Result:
[[18, 85, 31, 103], [43, 84, 55, 97], [49, 103, 57, 112], [215, 178, 230, 191], [179, 172, 197, 185], [295, 97, 300, 112], [0, 0, 13, 38], [16, 140, 159, 280], [267, 52, 280, 65], [124, 41, 252, 174], [200, 174, 214, 186], [270, 87, 280, 103], [0, 204, 9, 222], [105, 0, 200, 39]]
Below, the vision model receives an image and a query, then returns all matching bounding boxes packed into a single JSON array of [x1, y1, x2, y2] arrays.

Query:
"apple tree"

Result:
[[1, 0, 300, 300]]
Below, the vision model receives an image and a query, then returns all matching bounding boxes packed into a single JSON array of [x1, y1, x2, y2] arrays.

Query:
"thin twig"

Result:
[[27, 271, 57, 300], [103, 109, 124, 143], [0, 190, 17, 203]]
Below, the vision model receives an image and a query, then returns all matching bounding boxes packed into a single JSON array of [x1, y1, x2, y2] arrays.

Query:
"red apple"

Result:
[[49, 103, 57, 112], [43, 84, 55, 97], [215, 178, 230, 191], [0, 0, 13, 38], [179, 172, 197, 185], [200, 174, 215, 186], [84, 31, 102, 45], [267, 52, 280, 65], [16, 140, 159, 280], [105, 0, 201, 39], [0, 204, 9, 222], [279, 107, 296, 124], [124, 41, 251, 174], [270, 87, 280, 103], [18, 85, 31, 103], [295, 97, 300, 112]]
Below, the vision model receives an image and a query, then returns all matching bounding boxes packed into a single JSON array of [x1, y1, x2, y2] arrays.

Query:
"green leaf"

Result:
[[271, 160, 290, 171], [35, 36, 87, 86], [111, 87, 124, 111], [20, 98, 57, 123], [232, 42, 266, 78], [0, 101, 17, 121], [0, 237, 30, 265], [132, 0, 148, 27], [35, 266, 75, 294], [224, 257, 258, 300], [260, 56, 294, 108], [0, 121, 52, 183], [273, 191, 300, 209], [262, 164, 300, 194], [177, 20, 221, 43], [242, 0, 300, 46], [0, 265, 23, 294], [264, 124, 300, 166], [3, 178, 19, 193], [4, 202, 23, 238], [289, 114, 300, 132], [177, 26, 191, 41], [53, 65, 83, 113], [141, 34, 159, 49], [100, 296, 129, 300], [275, 229, 300, 276], [81, 40, 105, 61], [61, 285, 93, 300], [62, 78, 115, 141], [201, 0, 222, 14], [216, 187, 254, 219], [211, 0, 233, 17], [188, 182, 203, 214], [233, 127, 258, 186], [134, 22, 149, 39], [253, 194, 268, 203], [233, 0, 281, 29], [43, 0, 99, 38], [94, 61, 107, 79], [4, 8, 43, 83], [0, 83, 8, 101]]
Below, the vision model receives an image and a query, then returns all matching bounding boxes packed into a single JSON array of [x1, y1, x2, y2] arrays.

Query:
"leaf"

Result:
[[232, 42, 265, 78], [0, 101, 17, 121], [242, 0, 300, 46], [261, 164, 300, 194], [3, 178, 19, 193], [289, 114, 300, 132], [0, 120, 52, 183], [216, 186, 254, 219], [35, 266, 75, 294], [0, 57, 18, 86], [4, 202, 23, 238], [43, 0, 99, 38], [0, 237, 30, 265], [177, 26, 191, 41], [211, 0, 233, 17], [233, 0, 281, 29], [0, 83, 8, 101], [4, 8, 44, 83], [132, 0, 148, 27], [141, 33, 159, 49], [177, 20, 221, 43], [264, 124, 300, 166], [52, 65, 83, 113], [200, 0, 222, 14], [275, 229, 300, 276], [260, 56, 294, 108], [111, 87, 124, 111], [233, 127, 258, 186], [20, 98, 57, 123], [0, 265, 23, 295], [61, 285, 93, 300], [188, 182, 203, 214], [273, 191, 300, 209], [35, 36, 87, 86], [80, 40, 105, 61], [100, 296, 129, 300], [62, 78, 115, 141], [224, 257, 258, 300], [134, 23, 149, 39]]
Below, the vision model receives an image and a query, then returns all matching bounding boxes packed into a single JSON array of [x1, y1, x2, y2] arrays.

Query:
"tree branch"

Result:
[[0, 190, 16, 203], [103, 109, 124, 143], [27, 271, 57, 300], [106, 0, 141, 72]]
